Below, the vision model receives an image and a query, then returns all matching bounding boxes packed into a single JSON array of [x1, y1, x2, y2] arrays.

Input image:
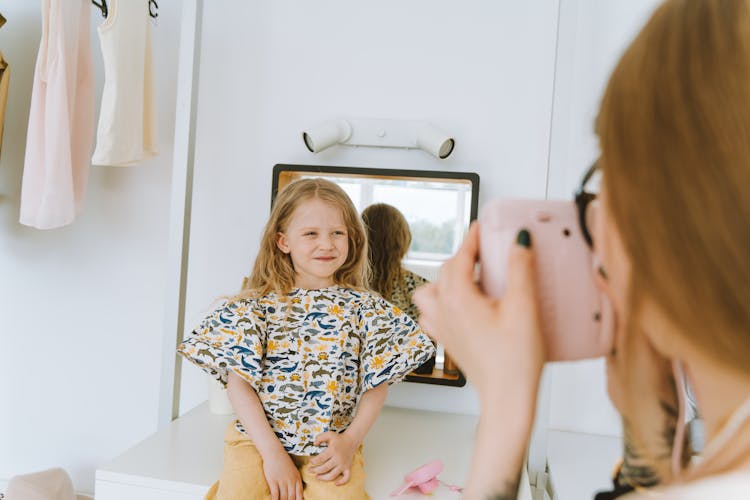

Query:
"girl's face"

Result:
[[276, 198, 349, 290]]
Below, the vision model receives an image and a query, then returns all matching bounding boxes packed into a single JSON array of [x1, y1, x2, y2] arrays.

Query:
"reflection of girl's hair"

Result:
[[239, 178, 369, 298], [362, 203, 411, 301], [598, 0, 750, 477]]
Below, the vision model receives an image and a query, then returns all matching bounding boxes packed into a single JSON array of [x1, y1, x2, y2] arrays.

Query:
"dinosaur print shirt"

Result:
[[178, 285, 435, 456]]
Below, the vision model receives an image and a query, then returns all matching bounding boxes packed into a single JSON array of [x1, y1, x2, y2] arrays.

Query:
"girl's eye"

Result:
[[304, 232, 317, 237], [333, 231, 346, 236]]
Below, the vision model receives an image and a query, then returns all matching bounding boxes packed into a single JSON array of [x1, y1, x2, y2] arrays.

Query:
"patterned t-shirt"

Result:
[[388, 269, 429, 323], [178, 285, 435, 456]]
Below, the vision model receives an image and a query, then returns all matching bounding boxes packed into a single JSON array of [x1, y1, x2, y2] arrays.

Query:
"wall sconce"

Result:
[[302, 118, 455, 159], [302, 119, 353, 154]]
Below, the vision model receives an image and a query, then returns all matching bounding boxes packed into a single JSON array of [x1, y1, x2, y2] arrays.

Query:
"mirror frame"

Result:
[[272, 164, 480, 388]]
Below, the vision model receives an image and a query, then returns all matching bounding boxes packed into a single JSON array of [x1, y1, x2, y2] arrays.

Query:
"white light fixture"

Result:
[[301, 118, 455, 159], [302, 119, 352, 154], [416, 123, 455, 159]]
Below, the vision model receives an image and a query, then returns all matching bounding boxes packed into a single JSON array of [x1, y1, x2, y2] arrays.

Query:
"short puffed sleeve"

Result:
[[357, 294, 435, 392], [177, 299, 266, 392]]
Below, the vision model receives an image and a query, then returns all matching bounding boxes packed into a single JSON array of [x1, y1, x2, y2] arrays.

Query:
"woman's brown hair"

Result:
[[239, 178, 369, 298], [597, 0, 750, 479], [598, 0, 750, 373], [361, 203, 412, 301]]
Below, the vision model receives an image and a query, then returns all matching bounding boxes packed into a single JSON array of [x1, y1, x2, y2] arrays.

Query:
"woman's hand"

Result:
[[413, 223, 545, 498], [310, 431, 358, 485], [261, 447, 304, 500], [413, 223, 545, 401]]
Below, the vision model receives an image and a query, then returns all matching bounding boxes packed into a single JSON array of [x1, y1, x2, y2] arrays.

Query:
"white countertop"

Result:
[[97, 402, 532, 499]]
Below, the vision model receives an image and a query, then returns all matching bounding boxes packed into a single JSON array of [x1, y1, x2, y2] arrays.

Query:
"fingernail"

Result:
[[516, 229, 531, 248]]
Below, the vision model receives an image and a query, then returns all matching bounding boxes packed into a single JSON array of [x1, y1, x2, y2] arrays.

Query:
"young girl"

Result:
[[361, 203, 429, 323], [361, 203, 436, 374], [178, 178, 435, 500]]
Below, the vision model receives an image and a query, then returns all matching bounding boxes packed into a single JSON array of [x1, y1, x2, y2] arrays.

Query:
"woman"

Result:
[[414, 1, 750, 498]]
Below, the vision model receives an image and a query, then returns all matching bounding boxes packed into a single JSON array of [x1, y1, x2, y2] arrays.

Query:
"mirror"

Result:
[[272, 164, 480, 387]]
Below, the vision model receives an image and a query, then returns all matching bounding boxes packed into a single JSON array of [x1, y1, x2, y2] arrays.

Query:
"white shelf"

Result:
[[96, 403, 532, 500]]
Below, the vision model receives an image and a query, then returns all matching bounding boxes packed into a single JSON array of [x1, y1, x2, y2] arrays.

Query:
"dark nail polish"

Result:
[[516, 229, 531, 248]]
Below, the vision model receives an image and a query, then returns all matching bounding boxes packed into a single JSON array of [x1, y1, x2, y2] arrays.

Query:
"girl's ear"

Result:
[[276, 232, 290, 254]]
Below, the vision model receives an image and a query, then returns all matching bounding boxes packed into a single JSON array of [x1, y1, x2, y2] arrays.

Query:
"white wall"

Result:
[[0, 1, 183, 494], [544, 0, 661, 436], [177, 0, 561, 416]]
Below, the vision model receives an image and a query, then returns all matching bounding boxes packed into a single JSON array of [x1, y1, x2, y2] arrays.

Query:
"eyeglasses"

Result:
[[574, 161, 601, 249]]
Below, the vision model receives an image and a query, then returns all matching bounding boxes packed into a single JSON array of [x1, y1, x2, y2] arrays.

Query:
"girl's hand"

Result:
[[413, 223, 545, 401], [261, 447, 303, 500], [310, 431, 358, 485]]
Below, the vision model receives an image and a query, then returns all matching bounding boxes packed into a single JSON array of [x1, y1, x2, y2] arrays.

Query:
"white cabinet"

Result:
[[94, 481, 204, 500], [95, 403, 532, 500]]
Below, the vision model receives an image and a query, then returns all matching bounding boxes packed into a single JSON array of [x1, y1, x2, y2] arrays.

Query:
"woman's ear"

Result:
[[276, 232, 290, 254]]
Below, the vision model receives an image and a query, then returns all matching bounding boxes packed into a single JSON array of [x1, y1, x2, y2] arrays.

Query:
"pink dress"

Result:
[[20, 0, 94, 229]]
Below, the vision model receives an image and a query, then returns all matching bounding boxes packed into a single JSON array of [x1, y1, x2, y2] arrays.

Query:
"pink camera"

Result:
[[479, 199, 614, 361]]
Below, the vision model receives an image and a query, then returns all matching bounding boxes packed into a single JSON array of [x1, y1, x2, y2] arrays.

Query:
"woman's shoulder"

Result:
[[625, 471, 750, 499]]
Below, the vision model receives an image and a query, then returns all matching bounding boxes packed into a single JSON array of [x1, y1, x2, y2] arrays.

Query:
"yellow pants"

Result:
[[205, 422, 370, 500]]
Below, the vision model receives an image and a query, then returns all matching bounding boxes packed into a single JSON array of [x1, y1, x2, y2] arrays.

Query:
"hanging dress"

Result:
[[20, 0, 94, 229], [0, 51, 9, 158], [0, 13, 9, 158], [91, 0, 158, 166]]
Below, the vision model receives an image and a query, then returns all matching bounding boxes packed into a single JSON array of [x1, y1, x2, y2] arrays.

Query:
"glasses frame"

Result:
[[574, 162, 599, 248]]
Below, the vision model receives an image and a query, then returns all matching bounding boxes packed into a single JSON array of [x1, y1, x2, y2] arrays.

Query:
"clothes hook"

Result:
[[92, 0, 108, 18], [149, 0, 159, 19]]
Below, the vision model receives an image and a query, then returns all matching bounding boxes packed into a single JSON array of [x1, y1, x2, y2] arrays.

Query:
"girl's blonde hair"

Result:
[[597, 0, 750, 477], [361, 203, 412, 301], [239, 178, 369, 298]]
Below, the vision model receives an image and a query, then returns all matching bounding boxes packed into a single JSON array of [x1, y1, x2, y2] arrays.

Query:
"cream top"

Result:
[[92, 0, 157, 166]]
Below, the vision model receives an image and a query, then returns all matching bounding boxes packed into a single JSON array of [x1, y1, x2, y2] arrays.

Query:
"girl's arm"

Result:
[[227, 372, 303, 500], [227, 371, 285, 456], [343, 382, 389, 445], [310, 383, 389, 484]]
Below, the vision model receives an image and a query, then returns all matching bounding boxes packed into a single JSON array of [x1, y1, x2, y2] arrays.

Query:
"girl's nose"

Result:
[[319, 234, 334, 249]]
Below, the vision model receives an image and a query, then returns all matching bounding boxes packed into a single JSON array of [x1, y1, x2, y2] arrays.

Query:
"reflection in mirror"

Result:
[[272, 164, 479, 387], [362, 203, 436, 375]]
